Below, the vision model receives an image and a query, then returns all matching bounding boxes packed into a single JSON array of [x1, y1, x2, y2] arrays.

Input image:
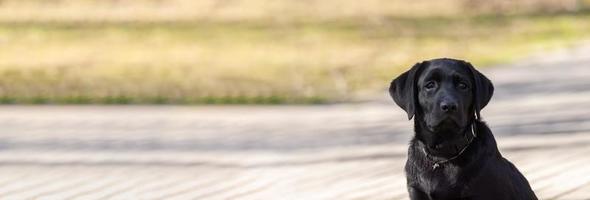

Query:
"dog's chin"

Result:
[[427, 118, 461, 133]]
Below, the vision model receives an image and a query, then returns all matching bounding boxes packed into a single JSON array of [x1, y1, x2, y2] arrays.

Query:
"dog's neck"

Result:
[[414, 119, 477, 161]]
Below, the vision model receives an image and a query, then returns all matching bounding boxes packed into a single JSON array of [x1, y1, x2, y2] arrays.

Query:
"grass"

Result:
[[0, 2, 589, 104]]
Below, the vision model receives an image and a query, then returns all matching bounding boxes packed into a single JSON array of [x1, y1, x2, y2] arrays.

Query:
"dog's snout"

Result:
[[440, 101, 458, 112]]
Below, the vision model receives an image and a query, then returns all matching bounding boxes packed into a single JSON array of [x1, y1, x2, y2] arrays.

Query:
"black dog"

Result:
[[390, 58, 537, 200]]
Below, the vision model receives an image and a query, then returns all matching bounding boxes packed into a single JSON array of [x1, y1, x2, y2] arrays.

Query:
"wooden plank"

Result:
[[532, 155, 590, 199], [557, 182, 590, 200]]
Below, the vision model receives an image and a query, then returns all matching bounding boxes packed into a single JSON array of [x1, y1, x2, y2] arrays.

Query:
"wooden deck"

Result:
[[0, 132, 588, 199], [0, 47, 589, 199]]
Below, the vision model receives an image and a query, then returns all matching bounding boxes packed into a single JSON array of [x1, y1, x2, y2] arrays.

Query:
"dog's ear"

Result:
[[389, 62, 425, 120], [463, 61, 494, 119]]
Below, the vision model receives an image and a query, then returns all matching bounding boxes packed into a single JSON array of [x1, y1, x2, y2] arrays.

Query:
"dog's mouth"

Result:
[[427, 117, 460, 132]]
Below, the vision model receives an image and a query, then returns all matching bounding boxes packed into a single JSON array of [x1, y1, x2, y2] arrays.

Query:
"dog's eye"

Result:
[[424, 81, 436, 89], [457, 82, 468, 90]]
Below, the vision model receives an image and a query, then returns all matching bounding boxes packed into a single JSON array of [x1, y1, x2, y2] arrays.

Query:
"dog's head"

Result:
[[389, 58, 493, 134]]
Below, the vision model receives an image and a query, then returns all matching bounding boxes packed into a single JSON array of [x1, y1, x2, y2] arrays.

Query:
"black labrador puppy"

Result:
[[389, 58, 537, 200]]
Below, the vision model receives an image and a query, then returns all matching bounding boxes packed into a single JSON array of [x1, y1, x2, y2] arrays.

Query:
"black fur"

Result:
[[390, 58, 537, 200]]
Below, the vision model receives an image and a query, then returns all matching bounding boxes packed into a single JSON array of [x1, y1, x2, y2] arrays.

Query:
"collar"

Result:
[[425, 122, 477, 170]]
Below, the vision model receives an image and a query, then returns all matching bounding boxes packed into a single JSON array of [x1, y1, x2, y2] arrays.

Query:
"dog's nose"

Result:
[[440, 101, 458, 112]]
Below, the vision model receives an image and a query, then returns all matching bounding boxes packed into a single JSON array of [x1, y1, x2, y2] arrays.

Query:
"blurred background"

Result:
[[0, 0, 589, 199], [0, 0, 589, 104]]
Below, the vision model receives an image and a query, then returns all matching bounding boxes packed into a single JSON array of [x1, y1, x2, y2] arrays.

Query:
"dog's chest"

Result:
[[417, 165, 464, 199]]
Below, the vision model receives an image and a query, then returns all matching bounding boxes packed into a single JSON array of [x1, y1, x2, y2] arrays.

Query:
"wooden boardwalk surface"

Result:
[[0, 46, 589, 199]]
